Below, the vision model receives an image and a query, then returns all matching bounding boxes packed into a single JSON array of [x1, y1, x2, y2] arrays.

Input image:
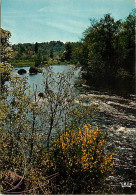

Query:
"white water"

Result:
[[77, 91, 136, 191]]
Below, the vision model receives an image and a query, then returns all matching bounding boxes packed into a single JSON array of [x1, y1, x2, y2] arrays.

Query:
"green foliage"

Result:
[[64, 42, 72, 61], [34, 42, 39, 54], [0, 28, 12, 62], [71, 42, 82, 64], [12, 41, 65, 61], [0, 75, 48, 193], [117, 10, 135, 74], [79, 11, 135, 93], [69, 104, 99, 130], [10, 60, 35, 67], [44, 125, 114, 194], [11, 41, 82, 66], [0, 28, 13, 87], [35, 52, 42, 67], [50, 47, 54, 59], [60, 42, 82, 64]]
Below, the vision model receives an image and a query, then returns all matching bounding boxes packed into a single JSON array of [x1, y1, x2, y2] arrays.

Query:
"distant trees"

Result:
[[34, 42, 39, 54], [11, 41, 82, 65], [35, 52, 42, 66], [12, 41, 65, 59], [64, 42, 72, 61], [59, 42, 81, 64], [50, 47, 54, 59], [19, 44, 26, 54], [70, 42, 82, 64]]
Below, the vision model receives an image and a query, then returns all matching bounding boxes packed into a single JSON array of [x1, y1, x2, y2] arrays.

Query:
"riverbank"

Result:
[[75, 90, 136, 193], [11, 59, 35, 67], [10, 59, 73, 67]]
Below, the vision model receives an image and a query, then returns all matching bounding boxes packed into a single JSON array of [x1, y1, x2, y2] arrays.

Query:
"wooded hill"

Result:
[[12, 41, 65, 57]]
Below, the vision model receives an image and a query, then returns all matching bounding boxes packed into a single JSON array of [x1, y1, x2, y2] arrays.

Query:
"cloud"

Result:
[[66, 19, 90, 30], [2, 0, 134, 44], [45, 21, 81, 34], [38, 0, 70, 13], [32, 17, 88, 35], [38, 3, 110, 21]]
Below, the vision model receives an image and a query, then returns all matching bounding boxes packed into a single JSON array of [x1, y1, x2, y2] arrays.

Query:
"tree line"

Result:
[[11, 41, 81, 66]]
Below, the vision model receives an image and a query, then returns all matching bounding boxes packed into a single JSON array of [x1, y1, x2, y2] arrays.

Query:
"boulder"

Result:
[[38, 92, 46, 98], [18, 69, 27, 75], [29, 67, 42, 74]]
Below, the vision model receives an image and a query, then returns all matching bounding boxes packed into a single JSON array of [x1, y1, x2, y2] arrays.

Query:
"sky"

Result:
[[1, 0, 135, 44]]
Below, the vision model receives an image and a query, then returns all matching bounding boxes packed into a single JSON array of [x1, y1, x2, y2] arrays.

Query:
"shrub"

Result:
[[45, 124, 114, 194]]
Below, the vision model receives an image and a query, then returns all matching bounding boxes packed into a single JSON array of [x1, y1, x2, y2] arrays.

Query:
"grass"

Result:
[[10, 59, 74, 67], [11, 60, 35, 67]]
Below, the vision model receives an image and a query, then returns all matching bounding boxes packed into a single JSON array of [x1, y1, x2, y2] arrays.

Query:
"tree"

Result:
[[82, 14, 120, 83], [0, 74, 50, 193], [0, 28, 12, 62], [64, 42, 72, 62], [40, 67, 74, 148], [34, 42, 39, 54], [65, 42, 83, 65], [35, 52, 42, 67], [18, 44, 26, 54], [0, 28, 13, 88], [50, 47, 54, 59], [79, 11, 135, 92], [117, 10, 135, 75]]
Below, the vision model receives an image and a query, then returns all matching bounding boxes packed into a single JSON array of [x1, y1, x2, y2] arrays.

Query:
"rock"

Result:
[[18, 69, 27, 75], [29, 67, 42, 75], [38, 92, 46, 98], [37, 68, 42, 73]]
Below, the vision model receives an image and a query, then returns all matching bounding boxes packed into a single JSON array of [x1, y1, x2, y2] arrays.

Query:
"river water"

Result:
[[13, 65, 136, 193]]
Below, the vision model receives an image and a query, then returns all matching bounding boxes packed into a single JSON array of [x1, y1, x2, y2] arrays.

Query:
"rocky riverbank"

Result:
[[76, 91, 136, 193]]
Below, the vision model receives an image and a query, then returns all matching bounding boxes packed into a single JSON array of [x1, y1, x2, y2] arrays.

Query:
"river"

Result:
[[13, 65, 136, 193]]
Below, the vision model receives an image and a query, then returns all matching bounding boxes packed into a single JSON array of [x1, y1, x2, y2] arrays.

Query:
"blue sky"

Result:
[[1, 0, 135, 44]]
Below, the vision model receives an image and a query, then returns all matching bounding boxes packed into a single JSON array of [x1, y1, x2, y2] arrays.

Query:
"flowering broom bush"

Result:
[[45, 124, 114, 193]]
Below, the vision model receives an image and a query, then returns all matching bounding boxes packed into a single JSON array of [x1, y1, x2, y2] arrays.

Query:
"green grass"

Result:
[[49, 61, 72, 65], [11, 60, 35, 67], [11, 59, 74, 67]]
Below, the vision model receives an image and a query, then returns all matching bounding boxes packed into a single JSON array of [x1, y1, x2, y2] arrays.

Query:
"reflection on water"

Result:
[[13, 65, 135, 130], [13, 65, 80, 93]]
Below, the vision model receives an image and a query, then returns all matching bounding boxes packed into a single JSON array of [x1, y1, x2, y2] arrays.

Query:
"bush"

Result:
[[0, 62, 13, 86], [45, 124, 114, 194]]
